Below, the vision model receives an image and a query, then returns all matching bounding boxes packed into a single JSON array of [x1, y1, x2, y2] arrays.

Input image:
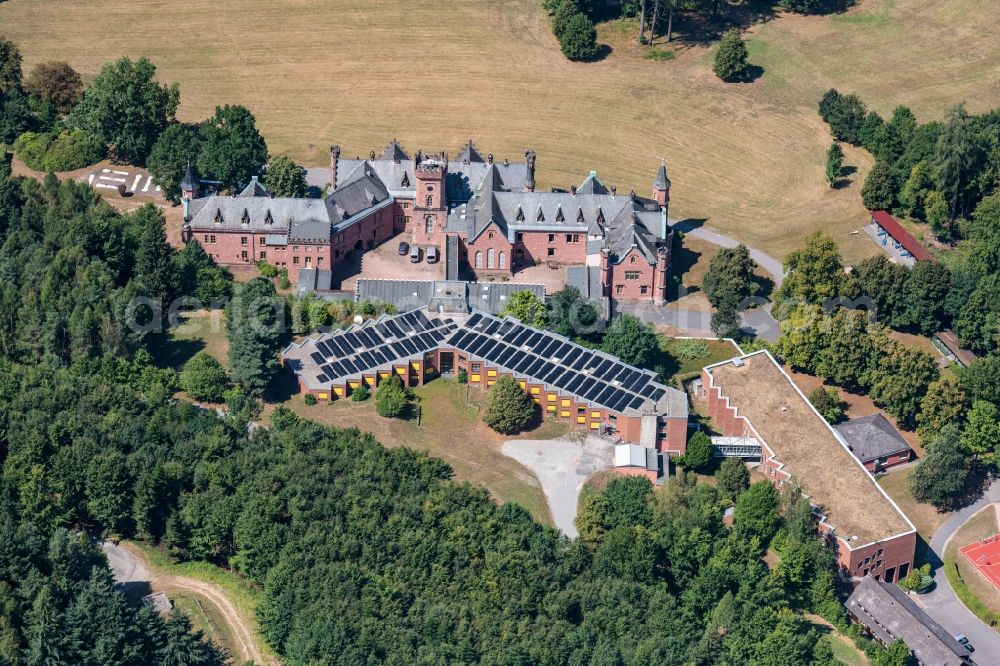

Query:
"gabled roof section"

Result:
[[653, 161, 670, 190], [607, 211, 657, 265], [379, 138, 409, 162], [324, 172, 392, 227], [577, 170, 609, 195], [238, 176, 270, 198], [477, 163, 506, 194], [456, 139, 485, 163], [468, 191, 508, 241]]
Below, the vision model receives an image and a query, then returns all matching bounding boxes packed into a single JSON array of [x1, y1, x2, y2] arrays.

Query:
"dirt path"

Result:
[[103, 541, 279, 666]]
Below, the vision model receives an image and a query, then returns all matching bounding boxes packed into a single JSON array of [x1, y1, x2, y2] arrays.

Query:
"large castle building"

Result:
[[181, 139, 674, 303]]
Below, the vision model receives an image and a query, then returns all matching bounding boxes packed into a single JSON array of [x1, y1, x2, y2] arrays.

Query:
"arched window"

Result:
[[475, 251, 483, 268], [425, 215, 434, 234], [487, 248, 495, 269], [488, 231, 495, 240], [630, 255, 637, 263], [426, 195, 433, 207], [499, 251, 506, 269]]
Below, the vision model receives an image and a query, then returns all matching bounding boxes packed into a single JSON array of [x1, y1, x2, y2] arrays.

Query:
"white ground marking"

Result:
[[88, 174, 95, 185], [112, 169, 128, 175], [143, 176, 153, 192], [99, 176, 126, 183], [131, 174, 142, 191], [101, 168, 111, 173], [96, 184, 120, 190]]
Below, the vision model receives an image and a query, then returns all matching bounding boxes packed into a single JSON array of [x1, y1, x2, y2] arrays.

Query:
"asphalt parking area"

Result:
[[502, 433, 615, 537]]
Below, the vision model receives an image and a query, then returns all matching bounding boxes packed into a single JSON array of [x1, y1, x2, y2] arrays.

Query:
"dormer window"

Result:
[[264, 209, 273, 225], [536, 207, 545, 222], [556, 207, 564, 222], [596, 209, 605, 225], [214, 209, 224, 224], [515, 206, 525, 222], [241, 208, 250, 225], [401, 173, 410, 188], [576, 208, 584, 223]]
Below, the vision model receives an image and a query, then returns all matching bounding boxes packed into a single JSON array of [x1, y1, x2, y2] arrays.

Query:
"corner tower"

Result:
[[653, 160, 670, 211]]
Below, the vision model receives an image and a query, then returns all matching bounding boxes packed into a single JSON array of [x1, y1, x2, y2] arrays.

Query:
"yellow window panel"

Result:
[[349, 381, 359, 388], [471, 374, 481, 382], [364, 377, 375, 386], [379, 372, 390, 378], [530, 387, 540, 394], [518, 381, 526, 389], [532, 398, 541, 404], [577, 416, 586, 423], [487, 380, 496, 386], [546, 405, 556, 412], [396, 367, 406, 375], [334, 387, 343, 395], [411, 362, 421, 369], [589, 422, 600, 429], [487, 369, 497, 377], [561, 399, 571, 406], [560, 410, 570, 417], [318, 393, 329, 400], [590, 411, 601, 418], [547, 394, 557, 402]]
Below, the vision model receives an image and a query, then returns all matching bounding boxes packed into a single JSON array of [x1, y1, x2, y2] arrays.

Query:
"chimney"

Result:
[[611, 185, 617, 196], [487, 153, 494, 165], [570, 185, 577, 195], [524, 149, 536, 192], [330, 145, 341, 190]]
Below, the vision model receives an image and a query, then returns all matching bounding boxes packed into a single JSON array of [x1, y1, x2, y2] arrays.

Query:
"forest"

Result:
[[0, 150, 906, 664]]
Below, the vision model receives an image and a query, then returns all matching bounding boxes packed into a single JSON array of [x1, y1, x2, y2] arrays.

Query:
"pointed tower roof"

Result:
[[379, 138, 409, 162], [653, 161, 671, 190], [180, 161, 199, 191], [456, 139, 485, 163]]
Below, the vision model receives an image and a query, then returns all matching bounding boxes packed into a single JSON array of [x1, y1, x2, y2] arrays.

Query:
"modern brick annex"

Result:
[[179, 139, 674, 302], [702, 352, 917, 581], [282, 308, 689, 453]]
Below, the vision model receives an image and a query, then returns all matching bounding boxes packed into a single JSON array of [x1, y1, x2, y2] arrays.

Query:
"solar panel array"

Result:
[[449, 312, 668, 414], [307, 310, 458, 384]]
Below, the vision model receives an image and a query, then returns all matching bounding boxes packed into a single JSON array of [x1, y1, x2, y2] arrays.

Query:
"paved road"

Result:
[[103, 541, 278, 665], [912, 481, 1000, 663], [673, 220, 785, 289]]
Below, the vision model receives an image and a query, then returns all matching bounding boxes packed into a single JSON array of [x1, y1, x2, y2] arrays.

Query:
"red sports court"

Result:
[[960, 533, 1000, 592]]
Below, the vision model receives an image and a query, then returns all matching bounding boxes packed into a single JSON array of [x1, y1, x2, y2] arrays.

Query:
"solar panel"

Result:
[[594, 359, 614, 377], [479, 339, 499, 358], [400, 338, 419, 356], [544, 366, 565, 385], [564, 372, 585, 394], [571, 351, 593, 371], [584, 380, 605, 402], [628, 396, 645, 411], [512, 354, 534, 374], [390, 341, 408, 358], [340, 358, 357, 375], [640, 384, 657, 398], [510, 327, 532, 347], [550, 341, 572, 360], [385, 320, 404, 339], [467, 312, 483, 328], [495, 345, 516, 366], [610, 391, 633, 412], [466, 334, 487, 355], [524, 357, 544, 377], [595, 385, 618, 407], [539, 338, 561, 358], [482, 319, 501, 336], [497, 320, 516, 337], [316, 374, 328, 383], [310, 351, 325, 364], [315, 340, 333, 357], [562, 347, 582, 366]]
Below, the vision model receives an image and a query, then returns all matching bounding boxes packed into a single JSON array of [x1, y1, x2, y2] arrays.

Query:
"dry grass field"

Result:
[[3, 0, 998, 263]]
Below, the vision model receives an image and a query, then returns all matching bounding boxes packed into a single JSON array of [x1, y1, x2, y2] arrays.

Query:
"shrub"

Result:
[[303, 393, 317, 406], [483, 375, 535, 434], [351, 384, 370, 402], [376, 375, 408, 418], [256, 261, 278, 278], [713, 30, 749, 82], [14, 129, 105, 171], [557, 12, 599, 61], [671, 339, 711, 361], [179, 351, 228, 402], [457, 367, 468, 384], [718, 456, 750, 501], [808, 387, 844, 423]]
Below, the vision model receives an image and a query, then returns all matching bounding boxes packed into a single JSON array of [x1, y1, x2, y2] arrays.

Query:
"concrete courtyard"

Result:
[[502, 433, 616, 537]]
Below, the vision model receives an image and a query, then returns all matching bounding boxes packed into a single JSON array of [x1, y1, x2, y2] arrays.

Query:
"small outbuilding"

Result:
[[614, 444, 661, 481], [835, 413, 913, 473], [846, 576, 973, 665]]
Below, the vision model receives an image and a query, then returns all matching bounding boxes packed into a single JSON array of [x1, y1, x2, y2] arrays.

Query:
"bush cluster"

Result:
[[14, 129, 105, 171]]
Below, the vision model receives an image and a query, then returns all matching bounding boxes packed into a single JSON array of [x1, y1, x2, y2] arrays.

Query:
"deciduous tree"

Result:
[[825, 142, 843, 186], [961, 400, 1000, 468], [500, 290, 549, 328], [910, 424, 972, 510], [713, 30, 749, 82], [717, 457, 750, 501], [0, 37, 22, 95], [264, 154, 308, 197], [197, 104, 268, 189], [917, 377, 968, 445], [860, 159, 897, 211], [23, 61, 83, 113], [180, 351, 229, 402], [147, 123, 201, 202], [734, 481, 779, 542], [375, 374, 408, 418], [602, 315, 657, 367], [69, 57, 179, 164], [679, 431, 712, 472]]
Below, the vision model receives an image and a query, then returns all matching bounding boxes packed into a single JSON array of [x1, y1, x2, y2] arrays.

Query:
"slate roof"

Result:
[[653, 161, 670, 190], [566, 266, 603, 300], [835, 414, 912, 464], [324, 171, 392, 229], [577, 170, 610, 195], [238, 176, 270, 198], [180, 162, 198, 191], [455, 139, 485, 163], [846, 577, 972, 666], [379, 138, 409, 162], [187, 195, 330, 234]]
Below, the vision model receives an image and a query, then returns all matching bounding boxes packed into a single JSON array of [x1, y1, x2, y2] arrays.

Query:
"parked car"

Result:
[[409, 246, 422, 263], [398, 241, 409, 256], [426, 246, 439, 263]]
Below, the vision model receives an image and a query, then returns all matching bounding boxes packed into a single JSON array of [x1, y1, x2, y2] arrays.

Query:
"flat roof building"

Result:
[[702, 351, 916, 580]]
